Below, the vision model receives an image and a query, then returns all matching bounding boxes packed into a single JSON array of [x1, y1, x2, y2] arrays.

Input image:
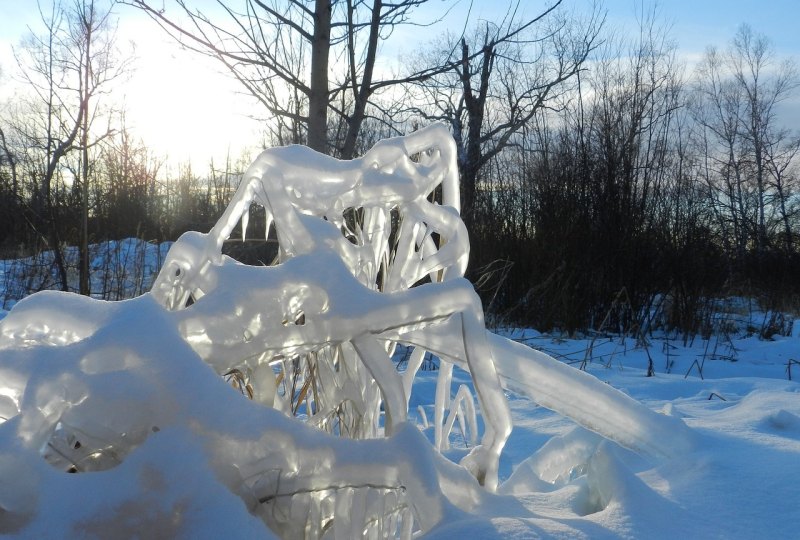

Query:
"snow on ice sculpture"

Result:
[[0, 124, 696, 538], [0, 292, 469, 538]]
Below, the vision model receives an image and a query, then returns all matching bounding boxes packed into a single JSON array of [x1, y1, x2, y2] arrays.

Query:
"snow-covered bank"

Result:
[[0, 238, 172, 311], [415, 331, 800, 538]]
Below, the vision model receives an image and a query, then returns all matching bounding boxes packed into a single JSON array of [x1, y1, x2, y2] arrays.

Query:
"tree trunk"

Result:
[[79, 10, 92, 296], [458, 38, 493, 227], [308, 0, 332, 154], [44, 144, 72, 292], [79, 138, 90, 296], [340, 0, 382, 159]]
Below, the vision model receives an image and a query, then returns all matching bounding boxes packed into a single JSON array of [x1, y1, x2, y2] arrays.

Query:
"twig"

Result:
[[786, 359, 800, 381]]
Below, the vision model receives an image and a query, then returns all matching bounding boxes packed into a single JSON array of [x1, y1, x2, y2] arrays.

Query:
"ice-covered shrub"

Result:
[[0, 125, 694, 537]]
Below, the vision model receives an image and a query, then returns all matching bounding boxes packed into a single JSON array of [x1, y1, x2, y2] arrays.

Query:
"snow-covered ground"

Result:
[[416, 329, 800, 538], [0, 238, 171, 312], [2, 295, 797, 538]]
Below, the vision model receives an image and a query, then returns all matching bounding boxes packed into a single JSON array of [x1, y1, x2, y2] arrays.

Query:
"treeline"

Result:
[[465, 24, 800, 337], [0, 119, 248, 263], [1, 1, 799, 338], [0, 127, 245, 246], [0, 0, 250, 296]]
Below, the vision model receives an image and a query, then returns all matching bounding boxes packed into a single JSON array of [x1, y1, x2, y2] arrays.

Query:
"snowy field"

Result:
[[0, 238, 171, 312], [1, 125, 798, 538], [428, 328, 800, 538]]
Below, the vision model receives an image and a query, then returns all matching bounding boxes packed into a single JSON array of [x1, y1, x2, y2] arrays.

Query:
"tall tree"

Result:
[[73, 0, 129, 295], [763, 127, 800, 251], [12, 0, 130, 293], [693, 25, 799, 258]]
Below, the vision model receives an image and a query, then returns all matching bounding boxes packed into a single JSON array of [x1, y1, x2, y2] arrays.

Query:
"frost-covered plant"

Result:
[[0, 125, 695, 537]]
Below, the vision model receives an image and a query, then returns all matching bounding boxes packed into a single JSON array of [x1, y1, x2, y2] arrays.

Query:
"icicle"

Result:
[[434, 362, 454, 451], [350, 487, 368, 538], [241, 207, 249, 242], [265, 214, 273, 242], [417, 405, 429, 429], [442, 384, 479, 447], [400, 507, 414, 540], [402, 347, 426, 404], [333, 487, 354, 540]]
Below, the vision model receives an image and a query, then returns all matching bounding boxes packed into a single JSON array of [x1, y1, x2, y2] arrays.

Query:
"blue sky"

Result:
[[410, 0, 800, 57], [600, 0, 799, 57], [1, 0, 798, 165], [1, 1, 798, 54]]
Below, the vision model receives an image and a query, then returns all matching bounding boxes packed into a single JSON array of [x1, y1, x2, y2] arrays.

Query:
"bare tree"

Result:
[[0, 125, 25, 253], [127, 0, 444, 157], [72, 0, 130, 294], [763, 127, 800, 251], [0, 126, 19, 199], [407, 1, 603, 224], [13, 2, 76, 289], [11, 0, 130, 294], [502, 6, 687, 332], [692, 46, 749, 258], [693, 25, 799, 258]]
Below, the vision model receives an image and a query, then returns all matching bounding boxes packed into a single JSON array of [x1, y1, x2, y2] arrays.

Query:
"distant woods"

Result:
[[0, 0, 253, 296], [1, 1, 799, 337]]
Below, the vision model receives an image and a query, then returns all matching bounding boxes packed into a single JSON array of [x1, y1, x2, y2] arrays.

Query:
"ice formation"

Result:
[[0, 124, 695, 537]]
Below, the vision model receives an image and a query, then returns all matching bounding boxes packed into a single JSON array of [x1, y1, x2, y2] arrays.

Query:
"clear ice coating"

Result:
[[0, 125, 695, 537]]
